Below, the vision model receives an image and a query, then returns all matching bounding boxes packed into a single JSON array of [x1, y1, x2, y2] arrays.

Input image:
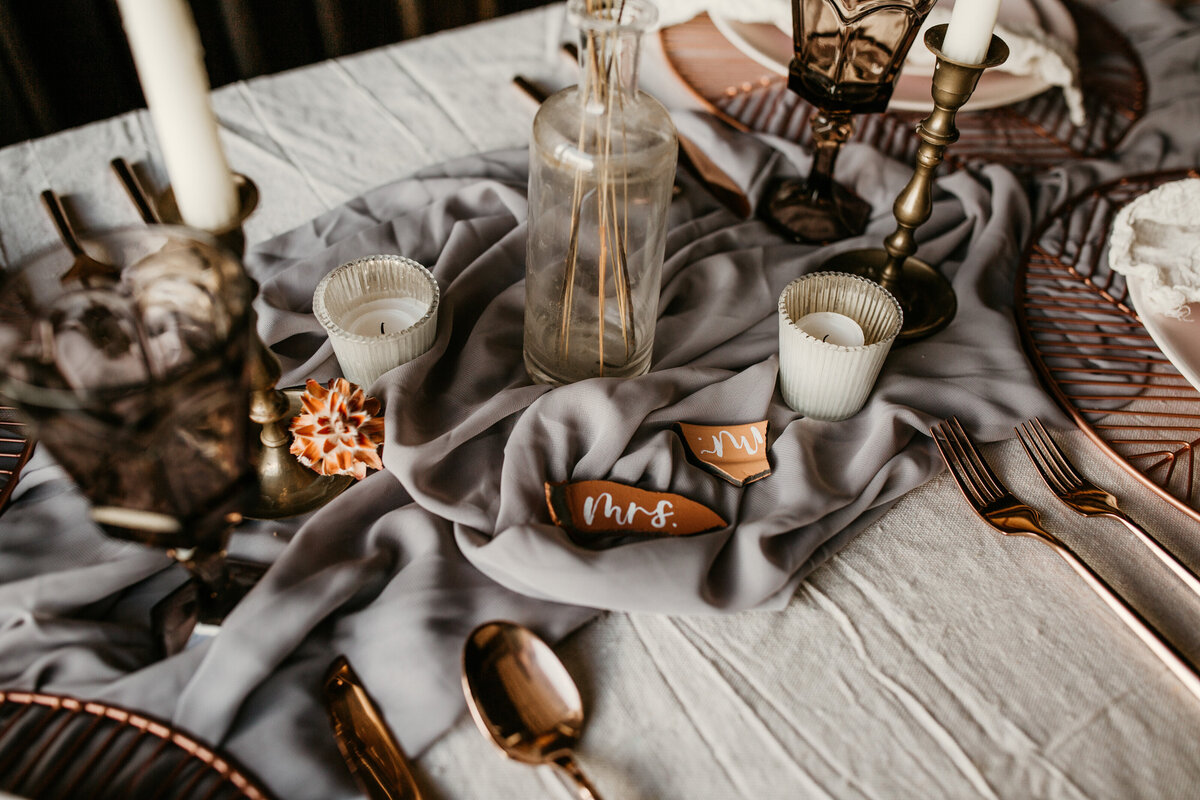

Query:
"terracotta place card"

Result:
[[545, 480, 727, 538], [675, 421, 771, 487]]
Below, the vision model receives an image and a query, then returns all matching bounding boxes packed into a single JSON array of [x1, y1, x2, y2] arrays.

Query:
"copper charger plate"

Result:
[[1016, 168, 1200, 522], [0, 405, 31, 513], [659, 1, 1146, 173], [0, 690, 277, 799]]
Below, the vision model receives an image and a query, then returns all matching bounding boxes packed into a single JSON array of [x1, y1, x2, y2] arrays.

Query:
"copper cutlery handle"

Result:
[[39, 189, 85, 256], [1113, 513, 1200, 600], [1015, 419, 1200, 602], [324, 656, 423, 800], [111, 157, 162, 224], [1041, 534, 1200, 702], [552, 754, 603, 800], [513, 75, 550, 104], [937, 417, 1200, 705]]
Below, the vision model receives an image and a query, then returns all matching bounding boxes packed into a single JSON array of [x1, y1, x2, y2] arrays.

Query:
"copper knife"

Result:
[[324, 655, 423, 800]]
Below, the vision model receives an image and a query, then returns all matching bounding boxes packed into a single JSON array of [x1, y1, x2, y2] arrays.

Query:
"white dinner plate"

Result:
[[710, 0, 1078, 113], [1128, 278, 1200, 392]]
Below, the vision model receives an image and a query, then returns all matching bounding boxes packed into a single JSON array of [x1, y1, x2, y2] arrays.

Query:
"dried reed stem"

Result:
[[555, 0, 634, 373]]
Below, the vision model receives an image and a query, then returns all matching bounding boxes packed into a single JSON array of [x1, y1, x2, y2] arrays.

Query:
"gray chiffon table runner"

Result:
[[2, 1, 1199, 798], [0, 134, 1061, 797]]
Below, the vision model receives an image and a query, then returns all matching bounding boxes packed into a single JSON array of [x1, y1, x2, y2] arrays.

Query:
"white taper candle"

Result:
[[116, 0, 239, 232], [941, 0, 1002, 64]]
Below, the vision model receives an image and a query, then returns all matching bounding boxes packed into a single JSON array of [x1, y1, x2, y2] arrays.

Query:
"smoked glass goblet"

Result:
[[765, 0, 935, 244], [0, 226, 256, 573]]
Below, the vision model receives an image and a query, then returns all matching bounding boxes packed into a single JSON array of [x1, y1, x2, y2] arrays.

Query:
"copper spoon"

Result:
[[39, 189, 120, 285], [462, 621, 603, 800]]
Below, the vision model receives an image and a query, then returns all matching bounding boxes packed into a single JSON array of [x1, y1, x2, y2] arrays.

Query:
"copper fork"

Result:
[[1016, 418, 1200, 600], [932, 417, 1200, 702], [39, 189, 120, 285]]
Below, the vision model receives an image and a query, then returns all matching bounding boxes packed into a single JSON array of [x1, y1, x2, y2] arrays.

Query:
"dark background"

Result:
[[0, 0, 553, 148]]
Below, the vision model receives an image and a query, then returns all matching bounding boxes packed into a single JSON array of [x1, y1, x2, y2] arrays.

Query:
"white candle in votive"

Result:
[[341, 297, 430, 337], [116, 0, 239, 232], [795, 311, 865, 347], [314, 255, 441, 387], [941, 0, 1002, 64]]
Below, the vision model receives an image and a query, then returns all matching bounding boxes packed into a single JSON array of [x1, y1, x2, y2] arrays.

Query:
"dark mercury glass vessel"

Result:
[[0, 226, 256, 554]]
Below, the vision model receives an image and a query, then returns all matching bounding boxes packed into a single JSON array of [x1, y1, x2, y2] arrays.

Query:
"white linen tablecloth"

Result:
[[2, 1, 1200, 798]]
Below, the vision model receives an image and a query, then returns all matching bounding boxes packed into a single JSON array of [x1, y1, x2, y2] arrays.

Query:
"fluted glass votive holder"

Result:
[[313, 255, 440, 388], [778, 272, 903, 421]]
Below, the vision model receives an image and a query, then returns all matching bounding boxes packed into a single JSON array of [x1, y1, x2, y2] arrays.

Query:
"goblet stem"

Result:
[[805, 107, 853, 203], [764, 106, 870, 243]]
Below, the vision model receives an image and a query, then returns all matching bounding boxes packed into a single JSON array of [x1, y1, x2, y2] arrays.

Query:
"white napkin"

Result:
[[651, 0, 788, 29], [1110, 179, 1200, 319], [907, 8, 1085, 125], [651, 0, 1086, 125]]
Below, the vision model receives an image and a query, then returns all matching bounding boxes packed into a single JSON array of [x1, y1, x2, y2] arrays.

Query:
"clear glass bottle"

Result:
[[523, 0, 677, 385]]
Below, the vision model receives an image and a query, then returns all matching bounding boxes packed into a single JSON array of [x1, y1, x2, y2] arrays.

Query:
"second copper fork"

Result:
[[932, 417, 1200, 702], [1016, 418, 1200, 600]]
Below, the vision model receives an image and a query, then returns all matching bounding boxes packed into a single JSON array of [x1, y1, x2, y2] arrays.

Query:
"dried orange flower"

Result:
[[289, 377, 385, 480]]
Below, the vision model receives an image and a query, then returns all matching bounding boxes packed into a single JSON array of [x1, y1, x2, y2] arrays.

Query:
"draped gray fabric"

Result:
[[245, 119, 1067, 616], [0, 102, 1071, 796], [3, 0, 1200, 795]]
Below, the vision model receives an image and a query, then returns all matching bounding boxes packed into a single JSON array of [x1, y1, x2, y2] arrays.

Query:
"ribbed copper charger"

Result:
[[659, 1, 1145, 173], [1016, 169, 1200, 521], [0, 405, 31, 512], [0, 690, 277, 800]]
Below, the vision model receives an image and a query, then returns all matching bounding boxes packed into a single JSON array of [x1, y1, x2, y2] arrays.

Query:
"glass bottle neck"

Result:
[[574, 8, 646, 110]]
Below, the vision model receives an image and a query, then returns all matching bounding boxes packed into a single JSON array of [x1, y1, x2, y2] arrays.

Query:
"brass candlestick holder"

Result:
[[823, 25, 1009, 342], [158, 177, 353, 520]]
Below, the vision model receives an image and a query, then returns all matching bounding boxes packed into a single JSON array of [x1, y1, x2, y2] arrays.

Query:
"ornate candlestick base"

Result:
[[245, 375, 353, 520], [160, 176, 352, 519], [822, 248, 957, 341], [829, 26, 1009, 342]]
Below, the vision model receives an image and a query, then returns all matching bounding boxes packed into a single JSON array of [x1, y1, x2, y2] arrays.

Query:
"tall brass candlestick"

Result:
[[159, 177, 353, 520], [824, 25, 1009, 342]]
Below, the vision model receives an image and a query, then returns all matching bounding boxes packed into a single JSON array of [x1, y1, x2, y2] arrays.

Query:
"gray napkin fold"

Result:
[[0, 115, 1063, 797]]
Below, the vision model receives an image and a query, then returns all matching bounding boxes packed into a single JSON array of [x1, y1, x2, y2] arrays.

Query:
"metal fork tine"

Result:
[[946, 417, 1004, 503], [1027, 421, 1074, 491], [932, 422, 987, 508], [1031, 418, 1084, 488], [1015, 422, 1069, 495]]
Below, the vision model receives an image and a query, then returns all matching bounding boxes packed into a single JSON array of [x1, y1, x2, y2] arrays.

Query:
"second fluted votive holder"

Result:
[[314, 255, 440, 388], [778, 272, 903, 421]]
